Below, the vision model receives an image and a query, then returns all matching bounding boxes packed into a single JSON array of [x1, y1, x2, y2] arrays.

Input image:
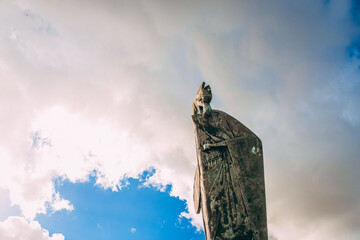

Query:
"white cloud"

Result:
[[0, 0, 359, 239], [51, 193, 74, 213], [0, 216, 64, 240]]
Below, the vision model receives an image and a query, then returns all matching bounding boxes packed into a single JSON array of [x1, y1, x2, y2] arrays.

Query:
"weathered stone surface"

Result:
[[192, 82, 267, 240]]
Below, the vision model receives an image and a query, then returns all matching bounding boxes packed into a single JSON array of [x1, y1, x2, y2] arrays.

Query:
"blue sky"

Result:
[[35, 173, 203, 240], [0, 1, 359, 240]]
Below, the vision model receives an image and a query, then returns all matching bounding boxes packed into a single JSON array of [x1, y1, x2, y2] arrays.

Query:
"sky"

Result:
[[0, 0, 359, 239]]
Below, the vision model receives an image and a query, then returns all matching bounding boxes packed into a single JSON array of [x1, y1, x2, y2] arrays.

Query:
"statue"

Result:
[[192, 82, 268, 240]]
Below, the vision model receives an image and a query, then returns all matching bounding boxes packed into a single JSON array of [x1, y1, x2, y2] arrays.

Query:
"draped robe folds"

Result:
[[192, 110, 268, 240]]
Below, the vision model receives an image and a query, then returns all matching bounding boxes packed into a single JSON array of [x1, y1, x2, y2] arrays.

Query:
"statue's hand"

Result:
[[203, 143, 213, 151]]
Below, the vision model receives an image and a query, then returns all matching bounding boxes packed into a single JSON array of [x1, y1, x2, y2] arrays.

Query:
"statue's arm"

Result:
[[203, 141, 227, 151], [203, 137, 247, 151]]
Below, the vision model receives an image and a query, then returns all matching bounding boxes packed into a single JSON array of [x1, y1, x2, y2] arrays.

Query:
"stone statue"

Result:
[[192, 82, 268, 240]]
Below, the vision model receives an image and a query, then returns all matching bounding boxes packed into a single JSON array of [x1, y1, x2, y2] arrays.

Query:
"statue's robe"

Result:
[[192, 110, 267, 240]]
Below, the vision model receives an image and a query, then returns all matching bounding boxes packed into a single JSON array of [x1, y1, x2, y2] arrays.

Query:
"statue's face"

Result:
[[192, 82, 213, 115], [201, 85, 212, 104]]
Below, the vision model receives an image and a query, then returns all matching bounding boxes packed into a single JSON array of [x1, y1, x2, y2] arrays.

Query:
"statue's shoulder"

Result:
[[191, 110, 244, 127], [191, 110, 225, 120], [211, 109, 232, 119], [214, 110, 260, 140]]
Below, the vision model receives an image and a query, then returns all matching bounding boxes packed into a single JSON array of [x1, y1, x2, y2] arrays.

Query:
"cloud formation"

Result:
[[0, 0, 359, 239], [0, 216, 64, 240]]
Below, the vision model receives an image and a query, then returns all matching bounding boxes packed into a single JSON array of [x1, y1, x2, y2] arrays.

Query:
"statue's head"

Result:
[[192, 82, 212, 115]]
